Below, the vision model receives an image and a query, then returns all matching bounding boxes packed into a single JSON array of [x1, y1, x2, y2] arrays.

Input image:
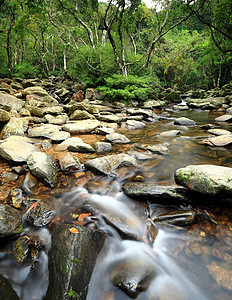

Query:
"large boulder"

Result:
[[0, 93, 24, 111], [28, 124, 60, 139], [62, 120, 100, 134], [0, 136, 37, 162], [175, 165, 232, 195], [0, 108, 11, 123], [24, 86, 49, 97], [0, 204, 22, 238], [1, 117, 28, 139], [27, 152, 57, 187], [45, 224, 106, 300], [174, 117, 196, 126], [85, 154, 139, 177], [200, 135, 232, 147], [125, 120, 145, 130]]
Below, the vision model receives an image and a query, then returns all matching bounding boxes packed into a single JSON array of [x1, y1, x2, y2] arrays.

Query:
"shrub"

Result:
[[14, 63, 39, 78]]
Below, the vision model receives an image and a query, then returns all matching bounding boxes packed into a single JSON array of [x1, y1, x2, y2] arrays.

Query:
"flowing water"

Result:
[[0, 109, 232, 299]]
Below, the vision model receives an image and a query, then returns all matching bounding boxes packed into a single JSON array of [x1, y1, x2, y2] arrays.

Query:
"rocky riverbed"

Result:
[[0, 77, 232, 299]]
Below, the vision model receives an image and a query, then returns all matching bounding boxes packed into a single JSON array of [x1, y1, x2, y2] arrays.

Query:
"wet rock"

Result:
[[0, 136, 37, 162], [175, 164, 232, 195], [0, 204, 22, 238], [27, 152, 57, 187], [28, 124, 60, 139], [1, 117, 28, 139], [174, 117, 196, 126], [127, 108, 155, 119], [200, 124, 215, 129], [25, 199, 55, 227], [207, 261, 232, 291], [135, 143, 169, 155], [62, 119, 100, 134], [0, 93, 24, 111], [85, 154, 139, 177], [215, 114, 232, 122], [122, 183, 190, 203], [207, 129, 232, 136], [94, 126, 115, 135], [200, 135, 232, 147], [158, 130, 180, 137], [20, 172, 39, 195], [97, 114, 121, 123], [68, 142, 95, 153], [0, 274, 19, 299], [0, 108, 11, 123], [153, 210, 197, 226], [127, 150, 158, 161], [13, 236, 30, 263], [45, 224, 106, 300], [58, 152, 82, 173], [93, 142, 112, 154], [105, 133, 130, 144], [7, 189, 23, 209], [1, 172, 19, 182], [49, 131, 70, 142], [125, 120, 145, 130]]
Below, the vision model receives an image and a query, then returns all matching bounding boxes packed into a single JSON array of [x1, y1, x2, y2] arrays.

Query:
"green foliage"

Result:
[[97, 74, 160, 103], [14, 63, 39, 78], [67, 286, 77, 299]]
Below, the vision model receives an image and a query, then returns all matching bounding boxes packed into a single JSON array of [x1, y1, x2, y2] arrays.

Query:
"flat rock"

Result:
[[0, 136, 37, 162], [174, 117, 196, 126], [58, 152, 82, 173], [28, 124, 60, 138], [93, 142, 112, 154], [62, 120, 100, 134], [105, 133, 130, 144], [0, 93, 24, 111], [135, 143, 169, 155], [127, 108, 155, 119], [49, 131, 70, 142], [85, 154, 139, 177], [97, 114, 121, 123], [70, 109, 95, 120], [0, 108, 11, 123], [125, 120, 145, 130], [215, 114, 232, 122], [126, 150, 158, 160], [158, 130, 180, 137], [207, 129, 232, 136], [175, 164, 232, 195], [0, 204, 22, 238], [68, 142, 95, 153], [207, 262, 232, 291], [200, 135, 232, 147], [94, 126, 115, 135], [1, 117, 28, 139], [24, 86, 49, 97], [55, 137, 83, 151], [27, 152, 57, 187]]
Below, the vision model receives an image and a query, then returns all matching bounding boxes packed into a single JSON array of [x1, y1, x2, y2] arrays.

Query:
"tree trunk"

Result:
[[6, 16, 15, 78]]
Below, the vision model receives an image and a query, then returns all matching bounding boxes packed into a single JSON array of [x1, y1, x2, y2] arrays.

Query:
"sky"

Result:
[[142, 0, 155, 8]]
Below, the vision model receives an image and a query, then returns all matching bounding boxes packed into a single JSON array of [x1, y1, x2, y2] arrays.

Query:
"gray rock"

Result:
[[0, 108, 11, 123], [68, 142, 95, 153], [55, 137, 83, 151], [175, 164, 232, 195], [135, 143, 169, 155], [126, 150, 158, 160], [85, 153, 139, 176], [70, 109, 95, 120], [93, 142, 112, 154], [58, 152, 82, 173], [24, 86, 49, 97], [158, 130, 180, 138], [174, 117, 196, 126], [207, 129, 232, 136], [28, 124, 60, 139], [27, 152, 57, 187], [127, 108, 155, 119], [215, 114, 232, 122], [200, 135, 232, 147], [94, 126, 115, 135], [7, 189, 23, 209], [1, 117, 28, 139], [125, 120, 145, 130], [0, 93, 24, 111], [0, 204, 22, 238], [142, 100, 165, 108], [45, 224, 106, 300], [105, 133, 130, 144], [0, 136, 37, 162], [49, 131, 70, 142], [97, 114, 121, 123], [47, 115, 68, 125], [67, 101, 99, 115], [62, 120, 100, 134], [20, 172, 39, 195]]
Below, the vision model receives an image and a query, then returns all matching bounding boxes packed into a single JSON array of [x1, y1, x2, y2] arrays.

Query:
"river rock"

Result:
[[174, 117, 196, 126], [207, 261, 232, 291], [70, 109, 95, 120], [28, 124, 60, 139], [175, 164, 232, 195], [45, 224, 106, 300], [152, 209, 197, 226], [13, 236, 30, 264], [158, 130, 180, 137], [0, 204, 22, 238], [0, 274, 19, 299], [25, 199, 55, 227], [122, 183, 190, 202], [200, 135, 232, 147], [67, 101, 99, 115], [142, 100, 165, 108], [58, 152, 82, 173], [127, 108, 155, 119], [49, 131, 70, 142], [20, 172, 39, 195], [1, 117, 28, 139], [27, 152, 57, 187], [97, 114, 121, 123], [54, 137, 83, 151], [0, 108, 11, 123], [94, 126, 115, 135], [46, 106, 64, 114], [62, 120, 100, 134], [68, 142, 95, 153], [105, 133, 130, 144], [215, 114, 232, 122], [85, 154, 139, 177], [0, 136, 37, 162], [126, 150, 158, 161], [125, 120, 145, 130], [93, 142, 112, 154], [7, 189, 23, 209], [0, 93, 24, 111], [207, 129, 232, 136], [135, 143, 169, 155], [24, 86, 49, 97]]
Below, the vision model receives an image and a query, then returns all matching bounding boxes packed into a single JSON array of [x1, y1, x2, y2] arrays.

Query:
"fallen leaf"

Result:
[[78, 213, 91, 222], [26, 201, 38, 213], [69, 227, 80, 234]]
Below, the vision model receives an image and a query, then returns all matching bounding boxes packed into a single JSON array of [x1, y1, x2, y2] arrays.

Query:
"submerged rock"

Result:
[[175, 164, 232, 195], [174, 117, 196, 126], [153, 209, 197, 226], [45, 224, 106, 300], [0, 204, 22, 238], [207, 261, 232, 291], [85, 154, 139, 177], [135, 143, 169, 155], [200, 135, 232, 147]]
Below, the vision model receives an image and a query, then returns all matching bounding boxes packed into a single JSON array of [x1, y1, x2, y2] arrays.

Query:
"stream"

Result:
[[0, 109, 232, 299]]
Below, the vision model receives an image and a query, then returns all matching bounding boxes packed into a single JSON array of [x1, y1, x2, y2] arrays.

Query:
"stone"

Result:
[[127, 108, 155, 119], [0, 136, 37, 162], [70, 109, 95, 120], [175, 164, 232, 195], [62, 120, 100, 134], [0, 274, 19, 299], [1, 172, 18, 182], [142, 100, 165, 108], [85, 154, 139, 177], [93, 142, 112, 154], [126, 150, 158, 161], [125, 120, 145, 130], [105, 133, 130, 144], [135, 143, 169, 155], [49, 131, 70, 142], [27, 152, 57, 187], [28, 124, 60, 139], [1, 117, 28, 139], [97, 114, 121, 123], [24, 86, 49, 97], [215, 114, 232, 122], [13, 236, 30, 264], [174, 117, 196, 126], [122, 183, 190, 202], [200, 135, 232, 147], [207, 129, 232, 136], [46, 106, 64, 114], [45, 224, 106, 300], [58, 152, 82, 173], [158, 130, 180, 137], [0, 93, 24, 111], [207, 262, 232, 291], [67, 101, 99, 115], [20, 172, 39, 195], [7, 189, 23, 209], [68, 142, 95, 153], [0, 204, 22, 238], [153, 210, 197, 226], [55, 137, 83, 151], [0, 108, 11, 123], [94, 126, 115, 135]]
